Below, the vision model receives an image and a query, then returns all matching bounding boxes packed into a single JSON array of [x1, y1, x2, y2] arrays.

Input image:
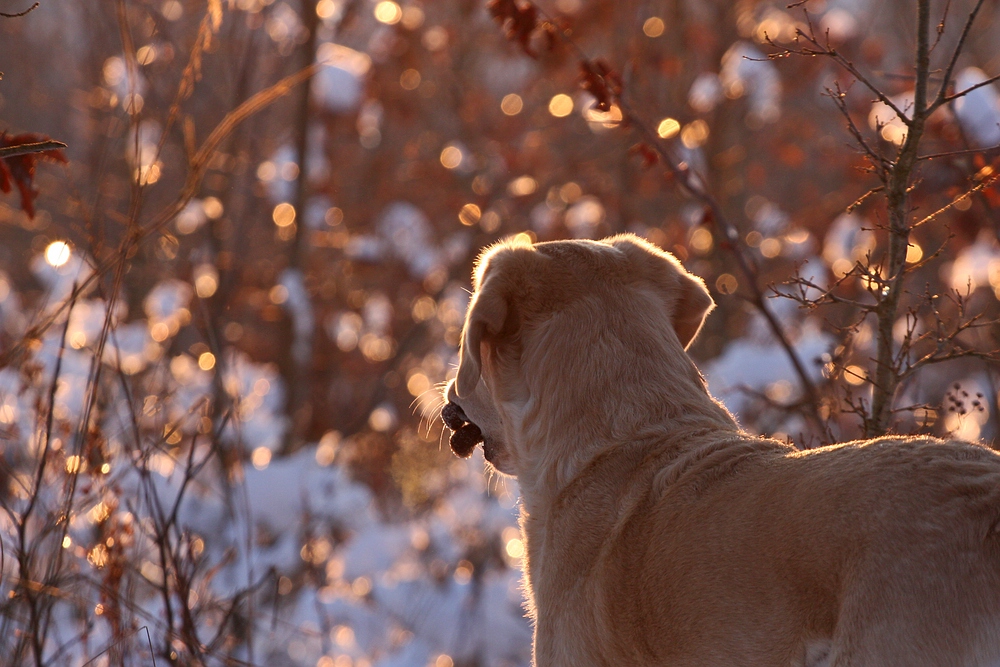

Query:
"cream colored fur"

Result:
[[444, 234, 1000, 667]]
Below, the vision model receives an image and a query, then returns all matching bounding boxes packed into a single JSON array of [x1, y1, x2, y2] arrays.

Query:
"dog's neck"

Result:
[[516, 413, 739, 661], [511, 345, 741, 644], [513, 348, 740, 513]]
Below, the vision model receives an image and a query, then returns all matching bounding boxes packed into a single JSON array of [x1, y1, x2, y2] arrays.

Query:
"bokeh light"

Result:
[[680, 120, 710, 148], [439, 145, 463, 169], [548, 93, 574, 117], [374, 1, 402, 24], [501, 93, 523, 115], [643, 16, 665, 37], [458, 203, 481, 226], [657, 117, 680, 139], [507, 175, 537, 196], [400, 68, 421, 90], [198, 352, 216, 371], [251, 446, 272, 470], [272, 202, 296, 227], [44, 241, 71, 268]]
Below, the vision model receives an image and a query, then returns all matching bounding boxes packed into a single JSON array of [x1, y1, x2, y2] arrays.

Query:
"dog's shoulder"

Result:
[[645, 431, 792, 503]]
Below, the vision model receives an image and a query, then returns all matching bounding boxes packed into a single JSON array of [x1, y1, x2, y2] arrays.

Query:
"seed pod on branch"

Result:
[[487, 0, 542, 56], [579, 59, 621, 112]]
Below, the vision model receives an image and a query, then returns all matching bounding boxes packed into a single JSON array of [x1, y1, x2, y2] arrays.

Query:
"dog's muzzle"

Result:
[[441, 402, 484, 458]]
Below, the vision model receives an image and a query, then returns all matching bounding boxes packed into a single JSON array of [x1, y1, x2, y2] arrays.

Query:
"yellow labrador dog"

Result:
[[441, 234, 1000, 667]]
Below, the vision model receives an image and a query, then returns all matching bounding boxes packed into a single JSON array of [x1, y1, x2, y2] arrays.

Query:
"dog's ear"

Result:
[[609, 234, 714, 349], [671, 270, 713, 349], [455, 274, 508, 397]]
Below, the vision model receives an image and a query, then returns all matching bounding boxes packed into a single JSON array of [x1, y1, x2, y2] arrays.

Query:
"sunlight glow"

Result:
[[548, 93, 573, 117], [316, 0, 339, 19], [88, 544, 108, 568], [501, 93, 523, 115], [352, 577, 372, 596], [401, 5, 425, 29], [454, 560, 473, 584], [844, 365, 866, 386], [65, 455, 83, 474], [690, 227, 713, 253], [198, 352, 216, 371], [406, 371, 430, 397], [316, 431, 340, 466], [251, 447, 272, 470], [202, 196, 224, 219], [273, 202, 296, 227], [505, 537, 524, 559], [760, 238, 781, 258], [439, 145, 462, 169], [507, 175, 537, 196], [45, 241, 71, 268], [681, 120, 710, 148], [643, 17, 665, 37], [368, 406, 394, 431], [374, 0, 402, 24], [657, 117, 680, 139], [715, 273, 737, 294], [400, 68, 421, 90], [194, 265, 219, 299], [585, 103, 622, 130], [458, 203, 481, 226]]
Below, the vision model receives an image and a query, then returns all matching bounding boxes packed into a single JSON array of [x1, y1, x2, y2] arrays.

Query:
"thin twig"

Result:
[[0, 140, 66, 159], [941, 72, 1000, 104], [913, 168, 1000, 228], [786, 28, 913, 125], [918, 143, 1000, 160], [930, 0, 987, 110], [0, 1, 38, 18], [930, 0, 953, 54]]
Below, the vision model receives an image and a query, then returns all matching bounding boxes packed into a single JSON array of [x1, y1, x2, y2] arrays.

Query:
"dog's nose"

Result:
[[441, 402, 469, 430], [441, 401, 483, 458]]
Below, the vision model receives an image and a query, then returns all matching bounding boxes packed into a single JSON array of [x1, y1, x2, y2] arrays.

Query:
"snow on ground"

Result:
[[705, 307, 833, 419], [315, 42, 372, 113], [953, 67, 1000, 148], [720, 42, 781, 124], [280, 268, 316, 367], [947, 231, 1000, 293]]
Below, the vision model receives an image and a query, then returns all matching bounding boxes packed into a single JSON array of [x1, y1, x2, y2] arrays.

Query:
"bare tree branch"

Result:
[[0, 2, 38, 18], [930, 0, 987, 111]]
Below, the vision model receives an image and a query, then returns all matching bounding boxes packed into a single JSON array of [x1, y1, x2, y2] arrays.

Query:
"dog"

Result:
[[441, 233, 1000, 667]]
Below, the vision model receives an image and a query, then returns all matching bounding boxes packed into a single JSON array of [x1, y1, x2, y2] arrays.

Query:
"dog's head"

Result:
[[443, 234, 714, 484]]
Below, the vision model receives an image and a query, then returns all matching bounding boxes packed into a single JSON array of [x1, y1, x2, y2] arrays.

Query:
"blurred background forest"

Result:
[[1, 0, 1000, 665]]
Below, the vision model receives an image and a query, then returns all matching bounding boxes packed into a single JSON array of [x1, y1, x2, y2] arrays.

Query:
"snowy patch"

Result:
[[376, 202, 444, 279], [706, 316, 832, 417], [315, 42, 372, 112], [689, 73, 723, 113], [953, 67, 1000, 148], [564, 196, 605, 239], [947, 232, 1000, 293], [721, 42, 781, 123], [279, 268, 315, 366]]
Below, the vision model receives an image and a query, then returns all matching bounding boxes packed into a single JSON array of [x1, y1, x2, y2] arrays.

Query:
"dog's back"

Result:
[[551, 433, 1000, 666]]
